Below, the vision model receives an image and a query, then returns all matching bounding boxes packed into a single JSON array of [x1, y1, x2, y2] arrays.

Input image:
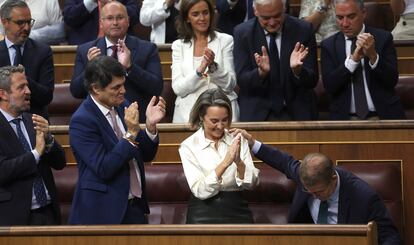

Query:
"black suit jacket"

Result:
[[0, 39, 54, 119], [233, 16, 319, 121], [70, 35, 163, 122], [0, 112, 66, 225], [255, 143, 402, 245], [320, 26, 406, 120]]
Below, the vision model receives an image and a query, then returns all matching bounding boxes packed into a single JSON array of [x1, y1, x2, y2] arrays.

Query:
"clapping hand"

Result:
[[145, 96, 166, 134], [254, 46, 271, 79], [290, 42, 309, 76]]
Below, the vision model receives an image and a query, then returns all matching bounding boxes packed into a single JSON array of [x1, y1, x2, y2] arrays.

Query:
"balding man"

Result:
[[233, 0, 319, 121], [70, 1, 163, 122], [230, 128, 402, 245]]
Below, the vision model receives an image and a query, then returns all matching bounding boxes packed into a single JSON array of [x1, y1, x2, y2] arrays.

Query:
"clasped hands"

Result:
[[351, 33, 377, 64], [32, 114, 53, 155], [87, 39, 132, 69]]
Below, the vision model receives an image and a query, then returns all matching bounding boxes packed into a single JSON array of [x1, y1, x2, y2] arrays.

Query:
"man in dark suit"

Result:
[[69, 56, 166, 224], [70, 1, 163, 123], [0, 66, 66, 225], [320, 0, 405, 120], [0, 0, 54, 120], [233, 0, 319, 121], [63, 0, 139, 45], [229, 128, 402, 245]]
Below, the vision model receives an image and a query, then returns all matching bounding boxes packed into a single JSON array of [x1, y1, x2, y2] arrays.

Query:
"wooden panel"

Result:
[[0, 224, 377, 245], [51, 41, 414, 84]]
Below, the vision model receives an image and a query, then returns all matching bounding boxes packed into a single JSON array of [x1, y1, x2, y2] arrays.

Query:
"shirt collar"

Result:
[[90, 94, 113, 117], [5, 36, 25, 49], [195, 128, 233, 150], [0, 108, 22, 122]]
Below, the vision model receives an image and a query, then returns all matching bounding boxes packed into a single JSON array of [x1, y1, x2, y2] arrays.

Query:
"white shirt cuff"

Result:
[[146, 128, 158, 141], [345, 56, 359, 73], [251, 140, 262, 155], [369, 54, 379, 68], [32, 149, 40, 163]]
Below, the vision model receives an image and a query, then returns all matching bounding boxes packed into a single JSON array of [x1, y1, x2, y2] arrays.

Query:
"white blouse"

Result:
[[179, 128, 260, 200]]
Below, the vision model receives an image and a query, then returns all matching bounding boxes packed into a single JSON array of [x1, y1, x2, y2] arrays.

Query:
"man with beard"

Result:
[[0, 0, 54, 120], [0, 66, 66, 225]]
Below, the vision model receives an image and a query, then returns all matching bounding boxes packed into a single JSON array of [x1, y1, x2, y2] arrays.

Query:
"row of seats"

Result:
[[52, 161, 403, 238], [48, 76, 414, 125]]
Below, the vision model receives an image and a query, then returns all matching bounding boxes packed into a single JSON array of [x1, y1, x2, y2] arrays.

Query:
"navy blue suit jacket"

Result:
[[233, 16, 319, 121], [255, 143, 402, 245], [63, 0, 140, 45], [0, 39, 54, 119], [320, 27, 405, 120], [216, 0, 254, 35], [0, 112, 66, 225], [70, 35, 163, 122], [68, 96, 158, 224]]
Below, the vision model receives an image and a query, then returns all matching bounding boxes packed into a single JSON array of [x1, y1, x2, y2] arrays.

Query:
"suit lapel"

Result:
[[280, 17, 295, 86], [0, 40, 11, 66], [335, 34, 347, 66], [96, 38, 107, 57], [21, 39, 33, 66], [337, 172, 350, 223]]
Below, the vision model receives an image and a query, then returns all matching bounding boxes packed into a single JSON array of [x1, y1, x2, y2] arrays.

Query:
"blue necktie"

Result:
[[12, 44, 22, 66], [268, 33, 284, 113], [317, 200, 328, 224], [11, 118, 48, 207]]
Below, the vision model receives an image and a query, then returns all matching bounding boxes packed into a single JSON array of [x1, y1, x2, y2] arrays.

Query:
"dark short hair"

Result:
[[0, 66, 25, 92], [0, 0, 28, 19], [189, 88, 232, 129], [175, 0, 216, 43], [84, 56, 126, 92], [334, 0, 365, 9], [299, 152, 335, 187]]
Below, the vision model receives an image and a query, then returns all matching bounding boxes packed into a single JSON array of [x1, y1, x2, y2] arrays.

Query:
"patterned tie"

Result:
[[268, 32, 284, 113], [108, 109, 142, 198], [350, 38, 369, 119], [11, 118, 48, 207], [317, 200, 328, 224], [12, 44, 22, 66]]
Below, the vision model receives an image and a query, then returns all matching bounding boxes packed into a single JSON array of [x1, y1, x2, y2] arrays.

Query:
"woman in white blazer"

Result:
[[171, 0, 239, 123]]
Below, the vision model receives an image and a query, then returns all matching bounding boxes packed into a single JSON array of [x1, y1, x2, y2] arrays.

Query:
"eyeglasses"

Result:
[[7, 18, 35, 27], [101, 15, 126, 22]]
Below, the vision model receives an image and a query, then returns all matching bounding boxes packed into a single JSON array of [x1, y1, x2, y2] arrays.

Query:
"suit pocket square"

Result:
[[80, 181, 108, 193]]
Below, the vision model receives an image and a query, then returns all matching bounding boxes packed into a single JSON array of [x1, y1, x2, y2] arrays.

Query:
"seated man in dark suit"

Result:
[[233, 0, 319, 121], [320, 0, 405, 120], [0, 66, 66, 225], [63, 0, 139, 45], [70, 1, 163, 123], [230, 128, 402, 245], [69, 56, 166, 224], [0, 0, 54, 119]]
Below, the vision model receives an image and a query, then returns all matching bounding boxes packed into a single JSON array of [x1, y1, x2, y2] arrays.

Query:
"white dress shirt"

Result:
[[179, 128, 260, 200]]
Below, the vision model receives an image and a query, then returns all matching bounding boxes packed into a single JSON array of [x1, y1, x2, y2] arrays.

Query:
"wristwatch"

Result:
[[316, 4, 328, 13], [124, 131, 135, 141]]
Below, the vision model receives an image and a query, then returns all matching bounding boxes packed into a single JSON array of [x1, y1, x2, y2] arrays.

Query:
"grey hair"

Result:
[[334, 0, 365, 9], [253, 0, 286, 8], [0, 66, 25, 92], [189, 88, 232, 129], [0, 0, 28, 19], [299, 152, 335, 187]]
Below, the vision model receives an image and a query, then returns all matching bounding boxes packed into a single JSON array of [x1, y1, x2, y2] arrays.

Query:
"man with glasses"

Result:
[[233, 0, 319, 121], [70, 1, 163, 123], [63, 0, 139, 45], [0, 66, 66, 225], [229, 128, 402, 245], [0, 0, 54, 120]]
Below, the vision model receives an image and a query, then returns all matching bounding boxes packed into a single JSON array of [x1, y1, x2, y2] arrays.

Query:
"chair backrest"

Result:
[[48, 83, 82, 125], [337, 161, 404, 237]]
